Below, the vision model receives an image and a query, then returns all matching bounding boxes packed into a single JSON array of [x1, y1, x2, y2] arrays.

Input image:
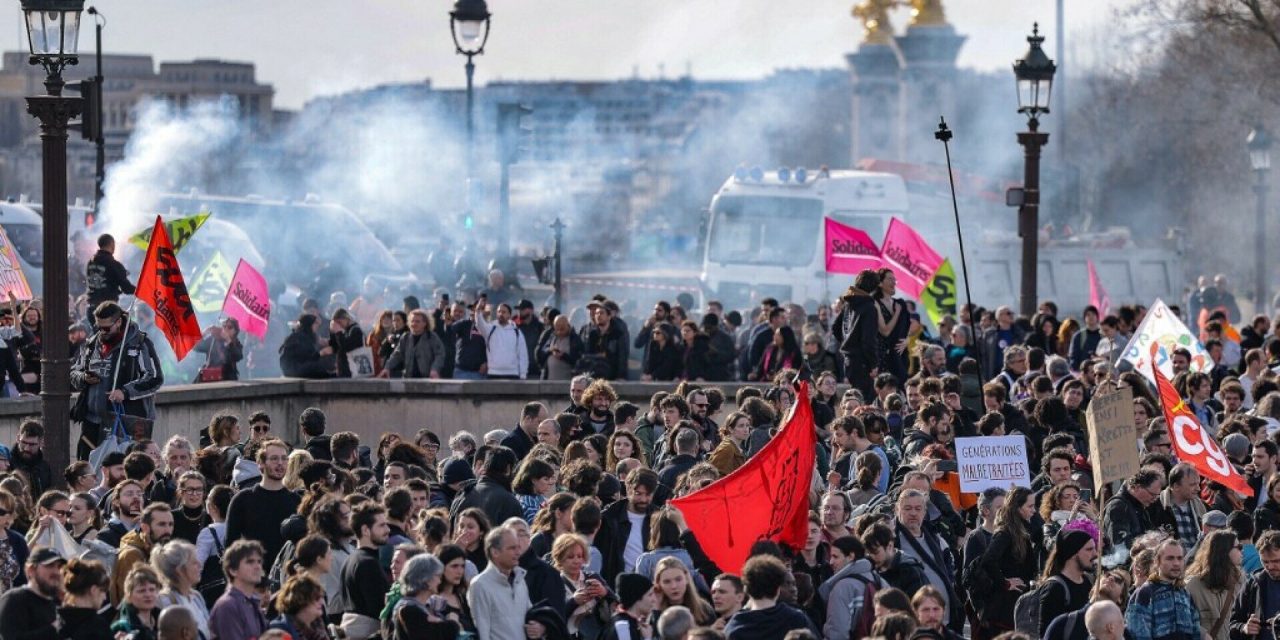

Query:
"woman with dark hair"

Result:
[[513, 458, 558, 524], [323, 308, 364, 378], [193, 317, 244, 382], [58, 558, 113, 640], [641, 322, 681, 382], [835, 270, 881, 399], [756, 326, 801, 382], [68, 491, 103, 544], [381, 311, 409, 376], [529, 492, 576, 559], [280, 314, 330, 379], [373, 432, 402, 483], [435, 544, 476, 634], [1026, 313, 1060, 354], [634, 510, 708, 592], [679, 320, 711, 382], [872, 268, 910, 383], [268, 574, 331, 640], [977, 486, 1039, 636], [707, 411, 749, 477], [847, 450, 883, 508], [453, 508, 490, 572], [1186, 529, 1243, 640], [605, 431, 647, 471]]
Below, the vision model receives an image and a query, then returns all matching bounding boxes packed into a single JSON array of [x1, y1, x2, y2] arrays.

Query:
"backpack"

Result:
[[198, 527, 227, 609], [960, 552, 994, 611], [1013, 575, 1066, 636], [847, 574, 879, 640]]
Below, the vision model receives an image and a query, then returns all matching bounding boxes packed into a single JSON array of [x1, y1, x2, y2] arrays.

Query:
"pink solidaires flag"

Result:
[[221, 259, 271, 340], [824, 218, 882, 274], [880, 218, 944, 300], [1087, 259, 1111, 318]]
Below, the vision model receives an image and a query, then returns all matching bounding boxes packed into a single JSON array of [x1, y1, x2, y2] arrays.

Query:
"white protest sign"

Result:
[[1120, 298, 1211, 384], [955, 435, 1032, 493]]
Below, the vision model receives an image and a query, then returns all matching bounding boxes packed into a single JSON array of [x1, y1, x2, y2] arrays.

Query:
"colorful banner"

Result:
[[920, 258, 957, 326], [823, 218, 882, 274], [1151, 344, 1252, 496], [1087, 259, 1111, 318], [671, 382, 817, 572], [128, 212, 210, 254], [880, 218, 944, 300], [221, 259, 270, 340], [1120, 298, 1211, 384], [135, 216, 203, 360], [189, 251, 235, 313], [0, 226, 33, 301], [955, 435, 1031, 493]]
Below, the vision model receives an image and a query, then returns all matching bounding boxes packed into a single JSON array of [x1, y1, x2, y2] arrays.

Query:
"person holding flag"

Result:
[[69, 301, 163, 460]]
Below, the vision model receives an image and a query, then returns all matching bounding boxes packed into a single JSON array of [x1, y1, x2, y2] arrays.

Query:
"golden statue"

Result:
[[852, 0, 895, 45], [909, 0, 947, 26]]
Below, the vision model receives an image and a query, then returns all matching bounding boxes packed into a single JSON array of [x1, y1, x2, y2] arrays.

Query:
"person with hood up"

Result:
[[70, 302, 163, 461], [819, 536, 888, 640], [835, 271, 881, 401], [279, 314, 331, 379]]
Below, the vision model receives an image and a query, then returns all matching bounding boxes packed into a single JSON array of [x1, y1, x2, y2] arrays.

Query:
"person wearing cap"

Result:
[[1036, 525, 1099, 637], [514, 299, 544, 380], [1187, 510, 1229, 561], [0, 546, 65, 640], [600, 573, 658, 640]]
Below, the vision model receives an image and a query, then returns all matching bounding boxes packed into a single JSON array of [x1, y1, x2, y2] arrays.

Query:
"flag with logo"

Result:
[[1150, 343, 1252, 496], [188, 251, 235, 313], [1120, 299, 1211, 384], [920, 258, 957, 326], [222, 259, 271, 340], [135, 216, 203, 360], [880, 218, 944, 300], [1087, 259, 1111, 318], [671, 382, 816, 572], [129, 212, 210, 254], [823, 218, 882, 274]]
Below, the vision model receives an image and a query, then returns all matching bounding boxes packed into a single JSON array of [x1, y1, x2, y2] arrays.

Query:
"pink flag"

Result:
[[880, 218, 944, 299], [1088, 259, 1111, 318], [221, 259, 271, 340], [824, 218, 882, 274]]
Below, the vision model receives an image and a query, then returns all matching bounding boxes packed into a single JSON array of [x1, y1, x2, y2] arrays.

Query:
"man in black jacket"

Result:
[[0, 548, 64, 640], [835, 273, 880, 399], [656, 426, 700, 506], [85, 234, 135, 311], [1231, 529, 1280, 639], [514, 300, 544, 379], [596, 468, 658, 584], [1101, 469, 1162, 559], [580, 301, 630, 381], [450, 446, 524, 527], [70, 302, 163, 461], [10, 420, 53, 501], [501, 402, 546, 460], [298, 407, 330, 461]]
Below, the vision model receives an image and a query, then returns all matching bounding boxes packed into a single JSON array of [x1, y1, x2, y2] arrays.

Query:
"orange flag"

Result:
[[1150, 344, 1252, 496], [671, 382, 817, 572], [135, 216, 202, 360]]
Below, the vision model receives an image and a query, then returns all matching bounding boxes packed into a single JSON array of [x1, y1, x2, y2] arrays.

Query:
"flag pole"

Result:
[[110, 297, 137, 392], [934, 117, 978, 356]]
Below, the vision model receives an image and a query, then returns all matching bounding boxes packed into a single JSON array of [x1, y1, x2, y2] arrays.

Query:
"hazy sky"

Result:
[[5, 1, 1126, 109]]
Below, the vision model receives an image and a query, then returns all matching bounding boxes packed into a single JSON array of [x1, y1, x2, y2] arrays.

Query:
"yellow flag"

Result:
[[921, 258, 957, 326], [189, 251, 234, 313], [128, 212, 211, 254]]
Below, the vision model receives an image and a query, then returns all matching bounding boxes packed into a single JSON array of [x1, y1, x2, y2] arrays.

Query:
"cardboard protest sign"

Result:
[[955, 435, 1032, 493], [1086, 384, 1138, 494], [0, 226, 33, 301]]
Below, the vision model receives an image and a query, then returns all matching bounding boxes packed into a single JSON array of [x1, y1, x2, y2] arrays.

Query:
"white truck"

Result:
[[699, 165, 1186, 316]]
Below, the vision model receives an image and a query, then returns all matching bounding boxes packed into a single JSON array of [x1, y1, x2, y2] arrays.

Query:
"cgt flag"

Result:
[[824, 217, 882, 274], [671, 382, 817, 573], [1150, 343, 1252, 496], [880, 218, 944, 300], [135, 216, 202, 360], [222, 258, 271, 340], [128, 211, 210, 254]]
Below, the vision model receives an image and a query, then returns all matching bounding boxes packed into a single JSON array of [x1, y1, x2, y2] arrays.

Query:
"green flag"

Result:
[[921, 258, 957, 326], [128, 211, 211, 254], [189, 251, 234, 313]]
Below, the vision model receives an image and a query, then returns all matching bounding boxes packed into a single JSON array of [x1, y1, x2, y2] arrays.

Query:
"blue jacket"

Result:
[[1125, 580, 1200, 640]]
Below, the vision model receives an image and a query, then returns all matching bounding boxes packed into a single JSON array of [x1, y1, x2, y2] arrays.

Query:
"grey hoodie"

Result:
[[817, 557, 886, 640], [231, 457, 262, 490]]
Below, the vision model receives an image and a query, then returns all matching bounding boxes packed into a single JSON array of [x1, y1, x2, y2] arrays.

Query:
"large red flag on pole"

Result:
[[135, 216, 203, 360], [671, 382, 817, 572], [1150, 344, 1252, 496]]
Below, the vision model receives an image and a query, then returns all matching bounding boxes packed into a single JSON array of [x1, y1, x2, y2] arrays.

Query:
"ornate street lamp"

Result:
[[1249, 125, 1272, 309], [1012, 23, 1056, 318], [21, 0, 85, 483], [450, 0, 490, 185]]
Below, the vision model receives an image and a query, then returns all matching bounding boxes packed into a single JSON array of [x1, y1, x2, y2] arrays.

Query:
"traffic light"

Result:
[[67, 77, 102, 141], [496, 103, 533, 164]]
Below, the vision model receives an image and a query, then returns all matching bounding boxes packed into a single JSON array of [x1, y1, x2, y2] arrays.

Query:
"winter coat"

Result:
[[70, 322, 163, 427], [595, 500, 653, 584], [704, 328, 737, 381], [535, 329, 584, 380], [707, 438, 746, 477], [642, 340, 682, 381], [384, 330, 446, 378], [192, 335, 243, 381], [835, 291, 879, 398], [449, 478, 524, 531], [86, 249, 136, 306], [1101, 488, 1152, 558], [978, 526, 1040, 628], [875, 297, 911, 382], [681, 334, 713, 381], [818, 558, 887, 640], [278, 328, 329, 378], [580, 317, 630, 381], [328, 323, 365, 378]]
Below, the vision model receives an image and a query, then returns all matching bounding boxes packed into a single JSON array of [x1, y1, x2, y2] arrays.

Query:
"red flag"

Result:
[[1087, 260, 1111, 318], [824, 218, 882, 274], [1149, 344, 1252, 496], [135, 216, 203, 360], [671, 382, 817, 573]]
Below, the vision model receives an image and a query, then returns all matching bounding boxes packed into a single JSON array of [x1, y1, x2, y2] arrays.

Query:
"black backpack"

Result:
[[197, 527, 227, 609]]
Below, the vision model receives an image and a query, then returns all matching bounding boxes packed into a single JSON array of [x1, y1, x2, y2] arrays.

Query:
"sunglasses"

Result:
[[251, 425, 271, 433], [51, 509, 70, 518], [0, 508, 10, 516]]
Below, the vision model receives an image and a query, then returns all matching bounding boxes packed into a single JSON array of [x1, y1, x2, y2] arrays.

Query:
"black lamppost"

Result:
[[21, 0, 85, 480], [551, 217, 565, 310], [450, 0, 490, 205], [1012, 23, 1056, 318], [1249, 125, 1271, 310]]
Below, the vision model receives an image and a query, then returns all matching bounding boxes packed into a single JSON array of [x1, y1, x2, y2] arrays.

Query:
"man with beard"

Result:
[[1125, 538, 1200, 639], [0, 547, 65, 639], [109, 502, 173, 605], [581, 300, 629, 381], [70, 302, 163, 460], [224, 439, 299, 567], [581, 380, 617, 436], [514, 300, 544, 379], [97, 479, 145, 548], [340, 502, 391, 637], [11, 420, 52, 501], [596, 468, 658, 583]]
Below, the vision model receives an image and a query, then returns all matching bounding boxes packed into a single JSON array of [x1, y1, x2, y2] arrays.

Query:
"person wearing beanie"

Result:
[[1037, 527, 1099, 637], [1222, 432, 1251, 467], [89, 450, 126, 505], [436, 457, 477, 508], [600, 573, 657, 640]]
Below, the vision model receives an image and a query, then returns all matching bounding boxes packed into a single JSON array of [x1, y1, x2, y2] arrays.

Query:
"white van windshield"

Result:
[[707, 195, 822, 267], [5, 224, 41, 268]]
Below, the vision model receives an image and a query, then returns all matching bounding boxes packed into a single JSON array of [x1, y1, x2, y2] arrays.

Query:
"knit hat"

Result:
[[1056, 528, 1093, 559], [1224, 433, 1252, 463], [615, 573, 653, 610], [1202, 510, 1228, 528], [443, 457, 475, 485]]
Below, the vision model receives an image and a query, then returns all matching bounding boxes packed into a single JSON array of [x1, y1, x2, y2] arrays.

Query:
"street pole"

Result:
[[93, 15, 104, 209], [551, 217, 565, 310], [1256, 170, 1268, 311], [465, 54, 475, 204], [27, 69, 80, 478], [1017, 117, 1048, 318]]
